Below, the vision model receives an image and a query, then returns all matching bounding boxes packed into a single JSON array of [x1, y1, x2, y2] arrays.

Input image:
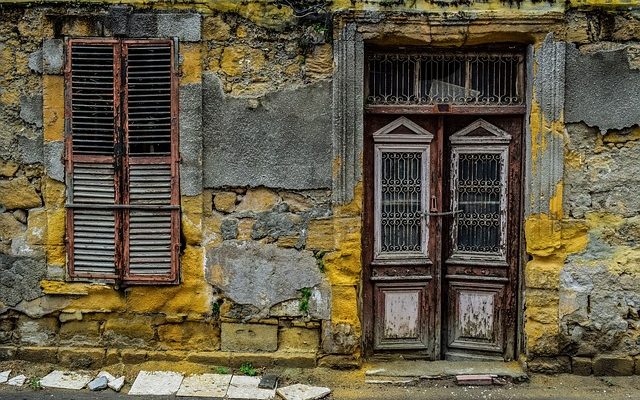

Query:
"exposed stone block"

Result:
[[317, 354, 360, 370], [59, 321, 101, 345], [214, 192, 237, 213], [105, 349, 120, 365], [121, 349, 148, 364], [16, 346, 57, 363], [146, 350, 186, 362], [0, 213, 25, 241], [221, 323, 277, 352], [593, 355, 634, 376], [278, 327, 319, 353], [44, 141, 64, 182], [103, 317, 154, 347], [0, 177, 42, 210], [305, 219, 334, 251], [0, 346, 17, 361], [229, 351, 316, 368], [527, 356, 571, 374], [572, 357, 593, 376], [17, 317, 57, 346], [58, 347, 105, 369], [157, 322, 220, 350], [236, 188, 280, 213], [185, 351, 230, 366]]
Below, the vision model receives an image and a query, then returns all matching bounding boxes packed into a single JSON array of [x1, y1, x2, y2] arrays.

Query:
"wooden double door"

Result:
[[363, 114, 522, 361]]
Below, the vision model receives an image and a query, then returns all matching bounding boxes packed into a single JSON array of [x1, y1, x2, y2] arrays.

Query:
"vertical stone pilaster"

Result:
[[529, 33, 566, 218], [332, 22, 364, 205]]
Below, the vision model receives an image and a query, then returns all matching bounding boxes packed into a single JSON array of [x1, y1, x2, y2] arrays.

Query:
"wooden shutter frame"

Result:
[[65, 38, 180, 285]]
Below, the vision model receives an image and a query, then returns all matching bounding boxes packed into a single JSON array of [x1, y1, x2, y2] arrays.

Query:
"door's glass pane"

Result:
[[380, 152, 423, 253], [455, 153, 503, 254]]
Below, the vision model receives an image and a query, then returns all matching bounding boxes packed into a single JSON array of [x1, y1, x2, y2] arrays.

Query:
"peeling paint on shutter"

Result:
[[67, 40, 120, 280], [123, 41, 179, 283], [66, 39, 178, 283]]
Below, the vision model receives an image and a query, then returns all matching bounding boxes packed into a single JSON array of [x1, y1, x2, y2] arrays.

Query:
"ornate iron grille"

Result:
[[455, 153, 503, 254], [380, 152, 423, 253], [367, 51, 524, 106]]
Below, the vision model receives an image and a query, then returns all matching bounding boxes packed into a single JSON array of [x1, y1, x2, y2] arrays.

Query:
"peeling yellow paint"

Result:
[[180, 43, 203, 84], [43, 75, 65, 142]]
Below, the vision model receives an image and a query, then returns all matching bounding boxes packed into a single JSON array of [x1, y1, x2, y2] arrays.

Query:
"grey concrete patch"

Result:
[[559, 263, 640, 356], [157, 13, 201, 42], [529, 34, 565, 216], [277, 384, 331, 400], [43, 39, 64, 75], [566, 43, 640, 131], [227, 376, 275, 400], [535, 33, 565, 123], [107, 5, 130, 36], [206, 241, 327, 319], [128, 371, 184, 395], [128, 13, 157, 38], [44, 141, 64, 182], [17, 133, 44, 165], [176, 373, 231, 398], [364, 360, 527, 380], [179, 83, 203, 196], [20, 95, 43, 128], [28, 50, 42, 74], [40, 370, 93, 390], [202, 73, 332, 190], [0, 255, 46, 308]]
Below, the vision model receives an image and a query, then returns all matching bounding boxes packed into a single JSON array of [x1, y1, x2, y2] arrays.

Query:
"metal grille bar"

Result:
[[367, 51, 524, 106]]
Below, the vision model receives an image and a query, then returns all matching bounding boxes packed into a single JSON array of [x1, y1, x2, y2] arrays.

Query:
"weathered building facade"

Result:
[[0, 0, 639, 375]]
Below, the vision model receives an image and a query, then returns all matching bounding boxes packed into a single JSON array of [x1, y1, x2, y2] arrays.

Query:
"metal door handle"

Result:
[[423, 209, 462, 217]]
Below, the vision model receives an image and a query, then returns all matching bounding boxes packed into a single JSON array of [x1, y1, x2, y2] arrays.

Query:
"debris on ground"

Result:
[[259, 373, 279, 389], [40, 370, 93, 390], [6, 374, 26, 386], [0, 370, 9, 384], [176, 373, 231, 398], [277, 383, 332, 400], [227, 375, 276, 400], [455, 374, 496, 386], [128, 370, 184, 396], [87, 376, 108, 391]]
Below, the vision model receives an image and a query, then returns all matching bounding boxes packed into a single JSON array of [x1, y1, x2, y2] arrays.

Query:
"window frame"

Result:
[[64, 38, 181, 285]]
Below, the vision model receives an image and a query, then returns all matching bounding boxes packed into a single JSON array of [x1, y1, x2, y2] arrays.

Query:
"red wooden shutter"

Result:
[[122, 41, 179, 283], [66, 40, 121, 280]]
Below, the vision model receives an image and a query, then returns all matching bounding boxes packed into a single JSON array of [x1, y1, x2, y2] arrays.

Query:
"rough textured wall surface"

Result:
[[561, 123, 640, 357], [202, 75, 333, 190]]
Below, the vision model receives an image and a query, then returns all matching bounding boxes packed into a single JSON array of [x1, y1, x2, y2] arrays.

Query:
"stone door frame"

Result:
[[331, 12, 567, 358]]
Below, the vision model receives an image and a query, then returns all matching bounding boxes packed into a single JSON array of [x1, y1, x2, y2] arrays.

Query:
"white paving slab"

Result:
[[128, 371, 183, 396], [176, 373, 232, 398], [277, 384, 331, 400], [227, 375, 275, 400], [0, 370, 10, 384], [40, 370, 93, 390], [7, 375, 26, 386]]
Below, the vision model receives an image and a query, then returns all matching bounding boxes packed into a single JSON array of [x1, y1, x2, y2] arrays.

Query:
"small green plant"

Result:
[[299, 287, 312, 313], [216, 366, 230, 374], [239, 362, 257, 376], [212, 301, 221, 317], [27, 377, 42, 390], [313, 251, 326, 272]]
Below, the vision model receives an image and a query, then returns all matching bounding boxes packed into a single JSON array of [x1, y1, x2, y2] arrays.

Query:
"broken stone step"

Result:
[[128, 371, 184, 396], [88, 376, 108, 391], [277, 384, 331, 400], [455, 374, 496, 386], [0, 370, 10, 384], [40, 370, 93, 390]]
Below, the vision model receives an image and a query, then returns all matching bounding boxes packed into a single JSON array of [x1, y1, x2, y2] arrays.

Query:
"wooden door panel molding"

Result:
[[447, 281, 505, 353], [374, 282, 430, 350]]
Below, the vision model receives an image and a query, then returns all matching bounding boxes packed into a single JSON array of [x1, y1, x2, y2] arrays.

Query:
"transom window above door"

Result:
[[366, 49, 525, 107]]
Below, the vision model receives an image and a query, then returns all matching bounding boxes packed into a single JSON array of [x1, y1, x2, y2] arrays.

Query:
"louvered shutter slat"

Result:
[[124, 42, 177, 281], [68, 42, 119, 279]]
